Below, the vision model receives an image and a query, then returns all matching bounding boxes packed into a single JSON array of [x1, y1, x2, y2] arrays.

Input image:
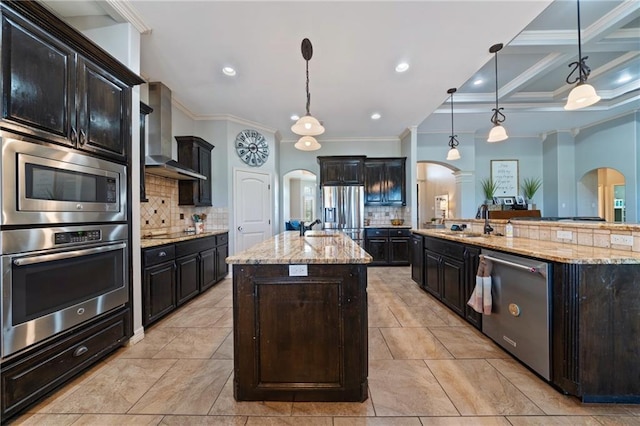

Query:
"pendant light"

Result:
[[446, 88, 460, 161], [564, 0, 600, 110], [294, 135, 321, 151], [291, 38, 325, 137], [487, 43, 508, 143]]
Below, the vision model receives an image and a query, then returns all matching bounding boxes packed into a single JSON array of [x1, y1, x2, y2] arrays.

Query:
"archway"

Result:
[[577, 167, 625, 222], [283, 169, 317, 225], [416, 162, 459, 228]]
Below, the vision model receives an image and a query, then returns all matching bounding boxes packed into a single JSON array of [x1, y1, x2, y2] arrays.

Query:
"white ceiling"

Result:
[[44, 0, 639, 142]]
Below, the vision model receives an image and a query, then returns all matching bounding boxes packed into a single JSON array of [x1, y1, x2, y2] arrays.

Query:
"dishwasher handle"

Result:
[[482, 254, 545, 276]]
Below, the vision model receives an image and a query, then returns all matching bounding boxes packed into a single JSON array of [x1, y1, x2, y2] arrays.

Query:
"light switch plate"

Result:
[[557, 230, 573, 240], [289, 264, 308, 276], [610, 234, 634, 246]]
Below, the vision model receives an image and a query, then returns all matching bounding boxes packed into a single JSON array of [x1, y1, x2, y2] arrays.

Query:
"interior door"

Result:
[[234, 168, 272, 253]]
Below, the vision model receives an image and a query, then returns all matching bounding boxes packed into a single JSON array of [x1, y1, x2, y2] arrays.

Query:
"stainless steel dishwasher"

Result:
[[481, 249, 551, 380]]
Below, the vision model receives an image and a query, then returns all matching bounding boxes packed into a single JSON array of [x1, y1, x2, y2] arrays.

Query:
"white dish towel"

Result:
[[467, 255, 493, 315]]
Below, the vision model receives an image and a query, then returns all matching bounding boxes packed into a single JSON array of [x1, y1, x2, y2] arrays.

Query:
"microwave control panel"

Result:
[[54, 230, 102, 245]]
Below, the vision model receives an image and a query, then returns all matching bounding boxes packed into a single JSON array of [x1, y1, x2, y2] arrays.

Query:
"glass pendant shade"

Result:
[[294, 135, 321, 151], [291, 114, 325, 136], [446, 147, 461, 161], [564, 83, 601, 111], [487, 124, 508, 143]]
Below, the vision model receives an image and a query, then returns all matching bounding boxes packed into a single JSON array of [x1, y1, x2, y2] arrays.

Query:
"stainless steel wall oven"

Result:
[[1, 224, 128, 358], [1, 132, 127, 226]]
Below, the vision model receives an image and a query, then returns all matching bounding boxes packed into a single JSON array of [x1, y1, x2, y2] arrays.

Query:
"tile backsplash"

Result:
[[365, 206, 409, 226], [141, 174, 228, 236]]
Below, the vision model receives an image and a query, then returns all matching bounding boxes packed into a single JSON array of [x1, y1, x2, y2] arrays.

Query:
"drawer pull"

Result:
[[73, 346, 89, 357], [158, 251, 167, 257]]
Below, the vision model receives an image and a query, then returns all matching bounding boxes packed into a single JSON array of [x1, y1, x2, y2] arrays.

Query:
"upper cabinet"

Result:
[[177, 136, 214, 206], [0, 2, 143, 162], [364, 157, 406, 206], [317, 156, 366, 186]]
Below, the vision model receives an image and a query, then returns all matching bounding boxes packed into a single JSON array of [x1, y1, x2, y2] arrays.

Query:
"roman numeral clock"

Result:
[[235, 129, 269, 167]]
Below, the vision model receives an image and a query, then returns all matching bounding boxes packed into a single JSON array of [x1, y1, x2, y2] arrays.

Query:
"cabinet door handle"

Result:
[[73, 346, 89, 357], [71, 127, 78, 143], [79, 129, 87, 145]]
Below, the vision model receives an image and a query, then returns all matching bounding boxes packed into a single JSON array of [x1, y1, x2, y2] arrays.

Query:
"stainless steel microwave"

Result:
[[1, 133, 127, 225]]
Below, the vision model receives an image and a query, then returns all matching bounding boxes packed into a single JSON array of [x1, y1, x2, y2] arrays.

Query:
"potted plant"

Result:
[[521, 177, 542, 209], [480, 178, 498, 204]]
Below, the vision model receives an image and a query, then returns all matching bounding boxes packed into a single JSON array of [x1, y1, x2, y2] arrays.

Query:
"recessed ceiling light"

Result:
[[371, 113, 381, 120], [395, 62, 409, 73], [290, 114, 300, 121], [617, 74, 632, 84], [222, 66, 236, 76], [473, 78, 483, 85]]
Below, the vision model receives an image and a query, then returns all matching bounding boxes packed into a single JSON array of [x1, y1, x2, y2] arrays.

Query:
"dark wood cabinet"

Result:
[[440, 257, 465, 316], [410, 234, 424, 286], [424, 250, 441, 297], [233, 263, 368, 402], [0, 6, 141, 162], [317, 156, 365, 186], [142, 233, 228, 326], [139, 102, 152, 202], [1, 308, 129, 422], [177, 136, 214, 206], [463, 246, 482, 328], [364, 158, 406, 206], [364, 228, 410, 266]]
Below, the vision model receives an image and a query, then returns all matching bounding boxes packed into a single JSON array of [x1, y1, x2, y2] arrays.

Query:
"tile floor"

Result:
[[13, 267, 640, 425]]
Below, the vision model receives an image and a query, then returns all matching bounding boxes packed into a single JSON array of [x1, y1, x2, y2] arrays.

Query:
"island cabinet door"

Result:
[[232, 264, 368, 402]]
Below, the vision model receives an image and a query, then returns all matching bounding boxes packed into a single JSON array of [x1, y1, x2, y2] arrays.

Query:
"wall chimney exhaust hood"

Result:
[[144, 82, 207, 181]]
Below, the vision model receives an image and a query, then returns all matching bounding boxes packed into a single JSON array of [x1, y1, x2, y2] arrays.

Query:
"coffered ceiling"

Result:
[[43, 0, 639, 142]]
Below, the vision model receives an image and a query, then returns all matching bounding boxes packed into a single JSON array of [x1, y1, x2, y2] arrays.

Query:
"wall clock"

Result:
[[235, 129, 269, 167]]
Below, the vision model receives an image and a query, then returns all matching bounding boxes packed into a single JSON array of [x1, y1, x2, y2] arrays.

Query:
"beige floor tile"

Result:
[[426, 359, 544, 416], [39, 359, 177, 414], [334, 416, 423, 425], [119, 327, 182, 358], [160, 416, 247, 425], [506, 415, 602, 425], [291, 399, 375, 416], [212, 308, 233, 327], [368, 359, 458, 416], [209, 376, 293, 416], [215, 296, 233, 308], [424, 303, 469, 327], [368, 328, 393, 360], [380, 327, 453, 359], [388, 304, 449, 327], [246, 416, 333, 425], [159, 306, 229, 328], [487, 359, 632, 416], [367, 306, 401, 327], [417, 417, 511, 425], [624, 406, 640, 416], [153, 327, 231, 359], [10, 413, 81, 425], [592, 416, 640, 425], [430, 327, 509, 359], [73, 414, 164, 425], [128, 359, 232, 415], [211, 332, 234, 359]]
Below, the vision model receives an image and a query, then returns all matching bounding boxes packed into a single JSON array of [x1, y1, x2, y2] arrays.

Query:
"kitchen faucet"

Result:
[[479, 204, 494, 235], [300, 219, 321, 236]]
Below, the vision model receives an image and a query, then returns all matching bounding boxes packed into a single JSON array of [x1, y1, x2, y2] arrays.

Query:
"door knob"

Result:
[[237, 226, 243, 232]]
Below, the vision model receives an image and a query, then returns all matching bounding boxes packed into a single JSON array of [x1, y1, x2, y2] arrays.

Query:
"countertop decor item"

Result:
[[390, 219, 404, 226], [480, 178, 499, 202], [521, 177, 542, 202]]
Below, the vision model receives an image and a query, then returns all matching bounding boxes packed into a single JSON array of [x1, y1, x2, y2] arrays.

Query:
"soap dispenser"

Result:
[[505, 220, 514, 238]]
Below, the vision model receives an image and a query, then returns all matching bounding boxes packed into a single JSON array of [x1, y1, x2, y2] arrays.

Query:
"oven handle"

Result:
[[482, 254, 543, 275], [13, 243, 127, 266]]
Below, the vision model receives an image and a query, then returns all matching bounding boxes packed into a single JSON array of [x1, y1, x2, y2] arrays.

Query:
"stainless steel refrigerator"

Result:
[[322, 186, 364, 245]]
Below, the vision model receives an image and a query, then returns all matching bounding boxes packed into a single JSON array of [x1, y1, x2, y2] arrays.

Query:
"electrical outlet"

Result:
[[557, 230, 573, 240], [610, 234, 634, 246], [289, 264, 308, 276]]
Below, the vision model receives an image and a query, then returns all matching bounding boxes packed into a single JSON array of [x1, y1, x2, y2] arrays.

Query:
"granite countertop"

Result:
[[364, 225, 412, 229], [226, 230, 372, 265], [141, 229, 228, 249], [413, 229, 640, 264]]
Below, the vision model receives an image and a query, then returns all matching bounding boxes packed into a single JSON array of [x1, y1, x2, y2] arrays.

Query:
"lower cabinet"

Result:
[[1, 307, 130, 421], [415, 234, 481, 329], [142, 232, 228, 327], [364, 228, 410, 266]]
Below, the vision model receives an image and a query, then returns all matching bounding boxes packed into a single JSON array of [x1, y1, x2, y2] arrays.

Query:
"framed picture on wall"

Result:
[[491, 159, 519, 197]]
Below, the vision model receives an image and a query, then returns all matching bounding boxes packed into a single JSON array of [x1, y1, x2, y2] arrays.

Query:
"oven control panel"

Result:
[[54, 230, 102, 244]]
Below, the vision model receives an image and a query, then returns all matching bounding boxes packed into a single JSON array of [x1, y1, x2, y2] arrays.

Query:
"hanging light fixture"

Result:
[[446, 88, 460, 161], [564, 0, 600, 110], [291, 38, 325, 137], [294, 135, 321, 151], [487, 43, 508, 143]]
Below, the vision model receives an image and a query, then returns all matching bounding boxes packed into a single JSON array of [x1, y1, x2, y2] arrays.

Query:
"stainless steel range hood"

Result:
[[144, 82, 207, 181]]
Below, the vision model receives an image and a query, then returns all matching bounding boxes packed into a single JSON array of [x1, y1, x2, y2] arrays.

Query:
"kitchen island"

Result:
[[413, 222, 640, 403], [226, 231, 372, 402]]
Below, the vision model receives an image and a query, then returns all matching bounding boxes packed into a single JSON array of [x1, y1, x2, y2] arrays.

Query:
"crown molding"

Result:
[[280, 136, 400, 144], [104, 0, 152, 34]]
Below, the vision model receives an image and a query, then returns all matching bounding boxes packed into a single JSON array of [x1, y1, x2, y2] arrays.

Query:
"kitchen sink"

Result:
[[440, 231, 485, 238], [304, 231, 336, 238]]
